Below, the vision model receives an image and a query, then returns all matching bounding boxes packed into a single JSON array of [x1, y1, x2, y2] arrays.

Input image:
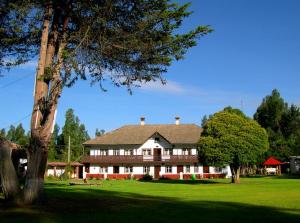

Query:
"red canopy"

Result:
[[263, 157, 283, 166]]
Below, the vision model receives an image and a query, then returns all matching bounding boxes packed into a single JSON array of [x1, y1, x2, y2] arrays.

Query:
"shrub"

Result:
[[140, 174, 153, 181]]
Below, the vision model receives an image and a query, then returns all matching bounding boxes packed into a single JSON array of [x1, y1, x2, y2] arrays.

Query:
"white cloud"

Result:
[[140, 80, 185, 94]]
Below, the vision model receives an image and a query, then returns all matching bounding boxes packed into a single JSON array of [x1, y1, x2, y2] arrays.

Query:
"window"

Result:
[[163, 149, 173, 155], [113, 149, 120, 156], [124, 166, 133, 173], [99, 167, 108, 173], [100, 150, 108, 156], [143, 166, 150, 174], [185, 165, 190, 173], [166, 166, 172, 173], [194, 165, 199, 173], [124, 149, 134, 156], [182, 148, 191, 155], [154, 137, 160, 143], [214, 167, 222, 173], [142, 149, 151, 156]]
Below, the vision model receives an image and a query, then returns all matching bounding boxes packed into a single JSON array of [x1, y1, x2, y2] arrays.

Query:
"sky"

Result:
[[0, 0, 299, 137]]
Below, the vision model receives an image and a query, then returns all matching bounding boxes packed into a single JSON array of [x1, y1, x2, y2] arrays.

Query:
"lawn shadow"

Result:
[[141, 179, 228, 185], [0, 185, 299, 223]]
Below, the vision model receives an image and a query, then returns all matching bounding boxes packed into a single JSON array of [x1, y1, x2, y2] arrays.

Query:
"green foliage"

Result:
[[254, 89, 300, 160], [198, 109, 269, 169], [0, 1, 211, 91], [4, 124, 29, 147], [61, 109, 90, 161], [95, 128, 105, 137], [140, 174, 153, 181]]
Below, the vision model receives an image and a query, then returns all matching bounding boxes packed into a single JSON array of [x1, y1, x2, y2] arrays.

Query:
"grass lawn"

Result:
[[1, 176, 300, 223]]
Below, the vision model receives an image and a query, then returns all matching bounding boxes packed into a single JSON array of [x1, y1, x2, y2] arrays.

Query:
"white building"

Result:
[[82, 117, 232, 180]]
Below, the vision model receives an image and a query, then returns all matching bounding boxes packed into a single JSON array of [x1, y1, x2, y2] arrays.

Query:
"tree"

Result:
[[95, 128, 105, 137], [0, 0, 211, 205], [61, 109, 90, 162], [5, 124, 29, 147], [254, 89, 287, 132], [48, 124, 61, 161], [254, 89, 300, 160], [198, 108, 269, 184]]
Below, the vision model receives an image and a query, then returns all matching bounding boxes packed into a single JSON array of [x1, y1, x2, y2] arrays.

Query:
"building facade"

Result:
[[82, 117, 232, 180]]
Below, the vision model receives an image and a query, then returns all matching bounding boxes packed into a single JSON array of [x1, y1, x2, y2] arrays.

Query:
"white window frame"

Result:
[[113, 149, 120, 156], [143, 166, 150, 174], [163, 149, 173, 155], [185, 165, 190, 173], [99, 166, 108, 173], [124, 166, 133, 173], [124, 149, 134, 156], [142, 149, 151, 156], [166, 166, 172, 173], [194, 165, 199, 173], [182, 148, 191, 155]]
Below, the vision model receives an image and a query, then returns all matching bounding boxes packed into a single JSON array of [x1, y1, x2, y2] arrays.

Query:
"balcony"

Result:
[[82, 155, 199, 165]]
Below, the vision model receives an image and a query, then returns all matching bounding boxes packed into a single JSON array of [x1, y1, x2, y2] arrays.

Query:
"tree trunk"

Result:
[[230, 165, 241, 184], [23, 134, 48, 204], [0, 138, 21, 204]]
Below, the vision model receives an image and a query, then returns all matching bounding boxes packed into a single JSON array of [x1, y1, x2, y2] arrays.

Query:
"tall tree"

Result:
[[254, 89, 300, 160], [48, 124, 60, 161], [0, 0, 211, 204], [61, 109, 90, 161], [198, 108, 269, 184], [254, 89, 287, 132]]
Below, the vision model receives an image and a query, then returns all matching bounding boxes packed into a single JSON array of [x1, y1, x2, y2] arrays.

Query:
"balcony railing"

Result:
[[82, 155, 199, 164]]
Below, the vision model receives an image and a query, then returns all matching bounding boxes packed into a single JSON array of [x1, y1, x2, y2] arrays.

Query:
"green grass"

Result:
[[1, 176, 300, 223]]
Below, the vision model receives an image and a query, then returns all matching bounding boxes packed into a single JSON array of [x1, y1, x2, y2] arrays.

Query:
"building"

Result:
[[82, 117, 232, 180], [47, 162, 83, 178], [290, 156, 300, 175]]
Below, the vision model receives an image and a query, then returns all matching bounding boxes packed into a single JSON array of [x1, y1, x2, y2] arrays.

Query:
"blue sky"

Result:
[[1, 0, 299, 136]]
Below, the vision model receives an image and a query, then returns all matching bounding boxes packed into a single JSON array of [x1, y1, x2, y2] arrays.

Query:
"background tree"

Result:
[[61, 109, 90, 161], [254, 89, 300, 160], [48, 124, 61, 161], [0, 0, 211, 205], [5, 124, 29, 147], [95, 128, 105, 137], [198, 108, 269, 184]]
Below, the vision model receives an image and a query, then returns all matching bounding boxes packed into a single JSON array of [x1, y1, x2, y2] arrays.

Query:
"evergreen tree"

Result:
[[95, 128, 105, 137], [254, 89, 300, 160], [48, 124, 61, 161], [61, 109, 90, 161]]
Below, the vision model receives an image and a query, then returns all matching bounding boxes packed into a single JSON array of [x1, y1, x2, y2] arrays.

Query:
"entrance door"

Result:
[[153, 148, 161, 161], [113, 166, 119, 174], [177, 165, 183, 173], [154, 166, 161, 179]]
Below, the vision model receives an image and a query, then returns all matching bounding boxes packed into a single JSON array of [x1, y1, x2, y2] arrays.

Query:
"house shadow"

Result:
[[1, 185, 300, 223]]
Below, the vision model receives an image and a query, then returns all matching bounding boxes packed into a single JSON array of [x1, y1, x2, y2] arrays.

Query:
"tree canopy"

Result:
[[198, 108, 269, 183], [0, 0, 211, 205], [254, 89, 300, 160]]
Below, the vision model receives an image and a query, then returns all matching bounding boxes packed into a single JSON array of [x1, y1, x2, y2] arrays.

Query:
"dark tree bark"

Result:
[[230, 165, 241, 184], [0, 138, 21, 204]]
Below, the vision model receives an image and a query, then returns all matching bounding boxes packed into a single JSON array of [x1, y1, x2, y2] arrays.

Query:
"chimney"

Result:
[[175, 116, 180, 125], [140, 117, 145, 126]]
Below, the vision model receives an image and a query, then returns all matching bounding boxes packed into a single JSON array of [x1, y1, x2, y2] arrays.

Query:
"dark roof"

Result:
[[84, 124, 202, 146]]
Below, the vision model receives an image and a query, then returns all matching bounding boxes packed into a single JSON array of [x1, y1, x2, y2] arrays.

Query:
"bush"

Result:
[[140, 174, 153, 181]]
